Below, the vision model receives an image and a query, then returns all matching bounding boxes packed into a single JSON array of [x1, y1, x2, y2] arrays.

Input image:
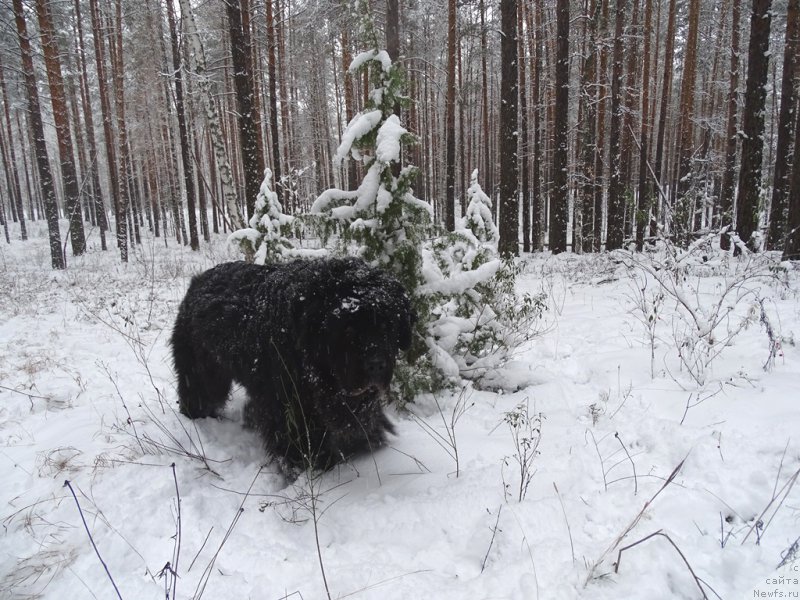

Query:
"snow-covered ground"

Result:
[[2, 221, 799, 600]]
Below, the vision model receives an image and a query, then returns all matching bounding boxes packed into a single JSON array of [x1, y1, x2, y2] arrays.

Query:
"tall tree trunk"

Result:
[[166, 0, 200, 250], [179, 0, 245, 229], [498, 0, 519, 256], [529, 1, 543, 250], [674, 0, 701, 238], [651, 0, 677, 238], [265, 0, 284, 207], [480, 0, 493, 200], [519, 1, 531, 253], [736, 0, 772, 252], [109, 0, 132, 261], [635, 0, 653, 250], [226, 0, 264, 219], [35, 0, 86, 256], [550, 0, 569, 253], [13, 0, 64, 268], [767, 0, 800, 248], [593, 0, 609, 250], [783, 99, 800, 259], [720, 0, 742, 251], [74, 0, 107, 250], [579, 0, 598, 253], [606, 0, 627, 250], [0, 56, 27, 241], [445, 0, 457, 231]]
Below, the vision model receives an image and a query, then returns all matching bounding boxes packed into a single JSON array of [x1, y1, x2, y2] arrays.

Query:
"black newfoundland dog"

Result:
[[171, 257, 414, 473]]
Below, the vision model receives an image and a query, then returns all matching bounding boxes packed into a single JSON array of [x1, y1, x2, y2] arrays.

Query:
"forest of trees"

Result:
[[1, 0, 799, 269]]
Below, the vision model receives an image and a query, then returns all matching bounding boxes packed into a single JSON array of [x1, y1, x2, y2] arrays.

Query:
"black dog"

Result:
[[171, 257, 414, 473]]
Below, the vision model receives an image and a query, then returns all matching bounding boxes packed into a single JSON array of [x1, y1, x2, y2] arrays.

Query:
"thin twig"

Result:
[[614, 433, 638, 495], [553, 483, 576, 565], [64, 480, 124, 600], [614, 530, 709, 599], [480, 505, 503, 574]]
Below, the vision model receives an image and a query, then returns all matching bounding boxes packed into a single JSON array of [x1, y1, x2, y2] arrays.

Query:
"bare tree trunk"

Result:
[[606, 0, 627, 250], [0, 56, 27, 241], [550, 0, 569, 253], [580, 0, 599, 253], [265, 0, 284, 206], [519, 1, 531, 253], [179, 0, 245, 229], [227, 0, 264, 219], [593, 0, 609, 250], [651, 0, 677, 238], [720, 0, 741, 251], [498, 0, 519, 256], [767, 0, 800, 248], [674, 0, 700, 238], [166, 0, 200, 250], [74, 0, 107, 250], [35, 0, 86, 256], [634, 0, 653, 250], [445, 0, 457, 231], [13, 0, 64, 268], [783, 100, 800, 259], [736, 0, 772, 252]]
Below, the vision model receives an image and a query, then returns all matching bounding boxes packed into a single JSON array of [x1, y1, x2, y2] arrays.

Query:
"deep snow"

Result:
[[1, 221, 799, 600]]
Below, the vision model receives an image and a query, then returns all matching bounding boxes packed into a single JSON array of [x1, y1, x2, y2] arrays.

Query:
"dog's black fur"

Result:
[[171, 257, 414, 472]]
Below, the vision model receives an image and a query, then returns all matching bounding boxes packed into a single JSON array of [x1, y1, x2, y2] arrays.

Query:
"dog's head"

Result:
[[297, 259, 415, 396]]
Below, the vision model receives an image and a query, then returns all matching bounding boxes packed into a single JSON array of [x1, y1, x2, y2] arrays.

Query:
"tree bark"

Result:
[[445, 0, 457, 230], [767, 0, 800, 248], [606, 0, 627, 250], [635, 0, 653, 250], [13, 0, 64, 268], [720, 0, 742, 251], [35, 0, 86, 256], [166, 0, 200, 250], [179, 0, 245, 229], [498, 0, 519, 257], [0, 56, 27, 241], [550, 0, 569, 253], [736, 0, 772, 251], [265, 0, 284, 207], [783, 98, 800, 259], [73, 0, 107, 250], [226, 0, 264, 219]]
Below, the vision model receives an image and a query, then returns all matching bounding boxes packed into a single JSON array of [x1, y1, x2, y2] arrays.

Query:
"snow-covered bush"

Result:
[[617, 233, 783, 387], [230, 169, 326, 264]]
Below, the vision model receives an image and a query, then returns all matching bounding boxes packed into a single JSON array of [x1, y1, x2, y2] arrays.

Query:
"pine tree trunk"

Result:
[[166, 0, 200, 250], [519, 1, 531, 253], [635, 0, 653, 250], [651, 0, 677, 238], [444, 0, 457, 231], [0, 56, 27, 241], [606, 0, 627, 250], [720, 0, 741, 251], [736, 0, 772, 252], [74, 0, 107, 250], [265, 0, 284, 207], [498, 0, 519, 257], [13, 0, 64, 268], [675, 0, 701, 237], [550, 0, 569, 253], [35, 0, 86, 256], [579, 0, 598, 253], [593, 0, 609, 251], [783, 101, 800, 259], [227, 0, 264, 219], [767, 0, 800, 248]]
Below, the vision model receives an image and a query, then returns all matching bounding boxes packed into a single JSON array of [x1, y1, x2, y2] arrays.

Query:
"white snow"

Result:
[[2, 221, 800, 600]]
